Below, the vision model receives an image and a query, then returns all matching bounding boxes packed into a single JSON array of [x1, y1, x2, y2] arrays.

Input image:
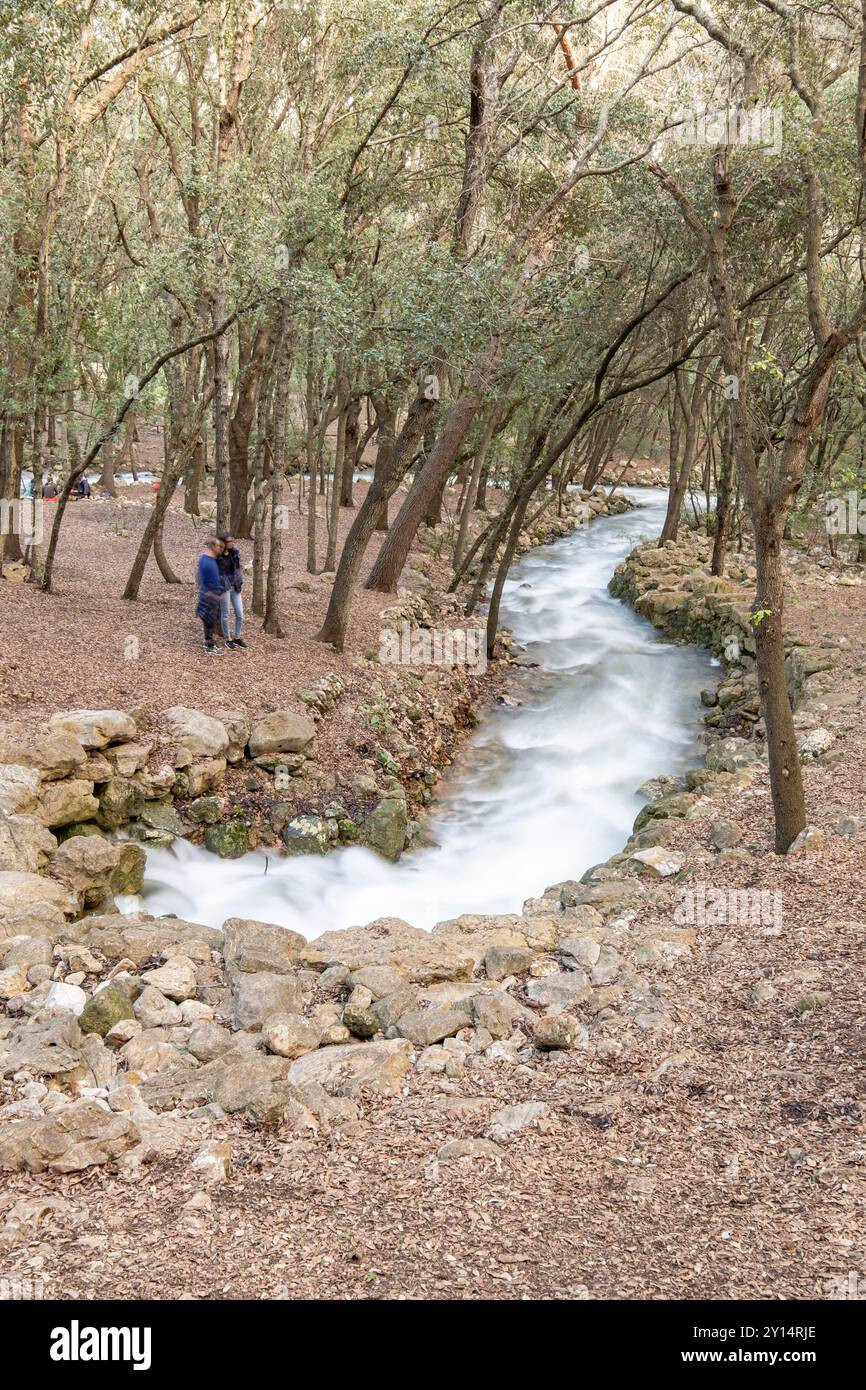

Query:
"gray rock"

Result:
[[470, 990, 520, 1040], [484, 943, 533, 981], [262, 1012, 321, 1059], [372, 986, 420, 1032], [162, 706, 230, 761], [395, 1004, 471, 1046], [134, 986, 183, 1029], [286, 1038, 413, 1097], [222, 917, 305, 976], [281, 815, 331, 856], [248, 711, 316, 758], [141, 957, 198, 1003], [526, 970, 588, 1010], [230, 971, 303, 1030], [346, 963, 407, 999], [705, 737, 761, 774], [0, 1098, 140, 1173], [709, 820, 742, 850], [361, 794, 408, 861], [47, 709, 136, 750], [532, 1014, 587, 1050], [186, 1020, 235, 1062]]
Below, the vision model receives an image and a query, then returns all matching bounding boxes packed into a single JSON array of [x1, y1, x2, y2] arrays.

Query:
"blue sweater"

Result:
[[198, 553, 222, 595]]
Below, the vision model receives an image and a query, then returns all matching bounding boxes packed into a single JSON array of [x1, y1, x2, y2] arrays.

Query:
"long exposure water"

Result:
[[135, 488, 716, 937]]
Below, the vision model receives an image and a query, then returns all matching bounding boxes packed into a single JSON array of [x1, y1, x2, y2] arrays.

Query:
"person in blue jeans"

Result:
[[196, 537, 225, 654], [216, 531, 246, 649]]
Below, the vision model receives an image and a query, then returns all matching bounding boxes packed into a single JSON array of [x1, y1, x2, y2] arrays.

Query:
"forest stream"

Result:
[[132, 488, 716, 937]]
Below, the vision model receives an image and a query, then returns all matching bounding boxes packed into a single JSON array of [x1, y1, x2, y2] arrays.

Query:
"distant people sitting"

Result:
[[197, 537, 225, 654], [43, 476, 59, 500], [74, 475, 91, 499], [216, 532, 246, 649]]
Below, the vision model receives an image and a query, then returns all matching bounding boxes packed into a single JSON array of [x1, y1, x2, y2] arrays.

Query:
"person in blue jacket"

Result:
[[216, 531, 246, 649], [196, 537, 224, 653]]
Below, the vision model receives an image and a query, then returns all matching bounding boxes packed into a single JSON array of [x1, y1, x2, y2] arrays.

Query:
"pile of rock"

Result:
[[0, 849, 718, 1175], [609, 534, 836, 745], [0, 701, 415, 868]]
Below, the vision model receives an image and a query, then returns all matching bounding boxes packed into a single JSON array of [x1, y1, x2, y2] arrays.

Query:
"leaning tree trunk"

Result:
[[365, 364, 496, 593], [317, 391, 436, 650]]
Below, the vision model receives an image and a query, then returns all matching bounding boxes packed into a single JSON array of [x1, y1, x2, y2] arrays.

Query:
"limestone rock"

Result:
[[302, 918, 473, 984], [0, 1011, 84, 1082], [470, 990, 522, 1040], [630, 847, 684, 878], [186, 1020, 234, 1062], [44, 981, 87, 1016], [787, 825, 827, 856], [141, 957, 198, 1003], [395, 1004, 471, 1046], [360, 793, 408, 861], [49, 835, 144, 909], [120, 1029, 190, 1076], [437, 1138, 503, 1163], [162, 706, 230, 761], [38, 779, 99, 829], [484, 943, 533, 981], [48, 710, 136, 750], [0, 1099, 140, 1173], [79, 983, 137, 1037], [286, 1038, 413, 1097], [0, 722, 86, 781], [222, 917, 305, 976], [204, 820, 252, 859], [532, 1013, 587, 1050], [110, 741, 152, 777], [192, 1139, 232, 1184], [96, 778, 145, 830], [213, 710, 252, 764], [281, 815, 330, 855], [187, 796, 225, 825], [0, 765, 41, 817], [0, 812, 57, 874], [0, 871, 75, 926], [230, 970, 303, 1030], [261, 1012, 321, 1059], [705, 737, 761, 774], [248, 710, 316, 758], [77, 913, 223, 965], [347, 964, 408, 999], [134, 986, 183, 1029], [526, 970, 589, 1010], [342, 998, 381, 1039]]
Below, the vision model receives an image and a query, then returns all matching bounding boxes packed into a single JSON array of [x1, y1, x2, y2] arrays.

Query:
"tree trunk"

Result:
[[341, 397, 360, 506], [264, 305, 293, 636], [317, 390, 435, 649], [366, 358, 498, 593], [752, 511, 806, 851]]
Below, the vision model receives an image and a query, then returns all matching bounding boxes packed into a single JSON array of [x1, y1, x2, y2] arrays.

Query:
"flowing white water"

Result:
[[136, 488, 715, 937]]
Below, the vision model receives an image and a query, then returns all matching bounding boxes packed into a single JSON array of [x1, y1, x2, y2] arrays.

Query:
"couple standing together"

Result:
[[196, 533, 247, 654]]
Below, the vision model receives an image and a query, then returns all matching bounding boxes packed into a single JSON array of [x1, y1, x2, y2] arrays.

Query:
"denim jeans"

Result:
[[220, 588, 243, 638]]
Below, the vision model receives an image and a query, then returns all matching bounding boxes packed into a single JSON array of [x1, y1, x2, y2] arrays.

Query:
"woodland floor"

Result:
[[1, 523, 864, 1301]]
